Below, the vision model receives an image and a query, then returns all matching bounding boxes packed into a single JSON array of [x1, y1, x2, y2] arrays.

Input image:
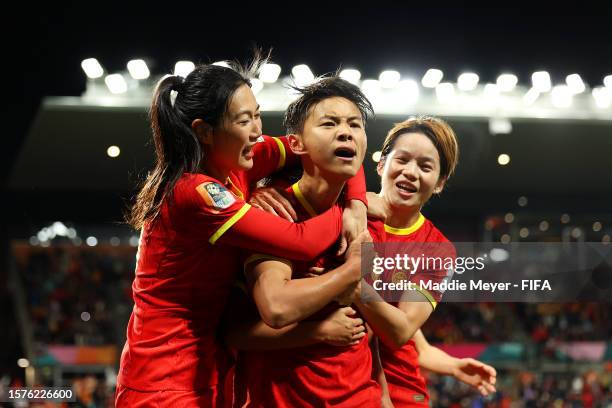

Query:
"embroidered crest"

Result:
[[197, 182, 236, 211]]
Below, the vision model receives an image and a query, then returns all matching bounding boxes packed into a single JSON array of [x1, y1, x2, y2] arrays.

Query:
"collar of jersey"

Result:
[[384, 213, 425, 235], [291, 182, 318, 218], [225, 175, 244, 200]]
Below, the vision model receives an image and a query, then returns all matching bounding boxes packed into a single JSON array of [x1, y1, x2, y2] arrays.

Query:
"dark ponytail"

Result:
[[127, 56, 266, 230]]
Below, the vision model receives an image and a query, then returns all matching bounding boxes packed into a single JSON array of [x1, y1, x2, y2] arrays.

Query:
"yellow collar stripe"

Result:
[[209, 203, 251, 245], [292, 183, 318, 218], [383, 213, 425, 235], [272, 137, 286, 170], [226, 177, 244, 200]]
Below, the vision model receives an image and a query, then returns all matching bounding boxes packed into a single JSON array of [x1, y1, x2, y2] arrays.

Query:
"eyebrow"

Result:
[[319, 114, 363, 122], [233, 105, 260, 119], [395, 149, 436, 162]]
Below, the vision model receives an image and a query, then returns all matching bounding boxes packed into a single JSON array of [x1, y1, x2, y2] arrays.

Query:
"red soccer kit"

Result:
[[116, 136, 367, 407], [367, 216, 454, 408], [236, 182, 381, 408]]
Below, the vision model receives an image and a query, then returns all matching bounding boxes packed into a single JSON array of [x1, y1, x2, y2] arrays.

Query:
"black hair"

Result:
[[283, 76, 374, 134]]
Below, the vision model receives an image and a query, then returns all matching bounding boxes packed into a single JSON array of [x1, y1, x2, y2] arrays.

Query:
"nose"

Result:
[[401, 161, 418, 181], [336, 122, 353, 142], [250, 118, 262, 141]]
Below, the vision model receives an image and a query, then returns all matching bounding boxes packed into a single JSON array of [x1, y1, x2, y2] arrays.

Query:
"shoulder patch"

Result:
[[256, 135, 265, 143], [196, 182, 236, 211]]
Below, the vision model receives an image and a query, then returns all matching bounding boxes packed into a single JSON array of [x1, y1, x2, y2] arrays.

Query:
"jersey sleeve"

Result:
[[246, 136, 300, 184], [407, 241, 456, 310], [343, 165, 367, 205]]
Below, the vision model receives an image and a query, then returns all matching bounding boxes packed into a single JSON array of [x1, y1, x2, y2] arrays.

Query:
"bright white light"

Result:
[[505, 213, 514, 223], [86, 236, 98, 247], [551, 85, 573, 108], [571, 228, 582, 239], [489, 117, 512, 134], [421, 68, 443, 88], [483, 83, 499, 99], [593, 222, 602, 232], [531, 71, 551, 92], [397, 79, 419, 104], [291, 64, 315, 87], [435, 82, 455, 103], [498, 154, 511, 166], [250, 78, 264, 95], [104, 74, 127, 94], [604, 75, 612, 89], [81, 58, 104, 79], [52, 222, 68, 236], [259, 63, 281, 83], [129, 236, 140, 247], [566, 74, 585, 94], [107, 145, 120, 158], [339, 69, 361, 85], [379, 70, 401, 88], [361, 79, 381, 97], [37, 230, 48, 242], [523, 87, 540, 106], [174, 61, 195, 78], [497, 74, 518, 92], [457, 72, 479, 91], [81, 312, 91, 322], [372, 151, 382, 163], [213, 61, 230, 68], [127, 59, 150, 80], [489, 248, 510, 262], [592, 87, 612, 108], [519, 228, 530, 238], [67, 228, 77, 239], [518, 196, 528, 207], [17, 358, 29, 368]]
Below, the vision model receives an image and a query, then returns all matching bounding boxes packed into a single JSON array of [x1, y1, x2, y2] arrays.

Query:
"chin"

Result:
[[238, 158, 254, 170]]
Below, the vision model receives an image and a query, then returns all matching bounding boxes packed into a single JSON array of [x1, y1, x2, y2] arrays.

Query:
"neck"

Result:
[[381, 194, 422, 228], [297, 168, 346, 214], [200, 153, 230, 183]]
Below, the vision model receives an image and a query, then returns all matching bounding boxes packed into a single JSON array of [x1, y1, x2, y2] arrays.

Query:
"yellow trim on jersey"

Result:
[[243, 254, 292, 272], [226, 177, 244, 200], [414, 285, 438, 310], [292, 183, 318, 218], [209, 204, 251, 245], [383, 213, 425, 235], [272, 137, 287, 170]]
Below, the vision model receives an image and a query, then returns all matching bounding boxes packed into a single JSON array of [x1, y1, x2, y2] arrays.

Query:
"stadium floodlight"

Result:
[[251, 78, 264, 95], [107, 145, 120, 158], [379, 70, 401, 88], [497, 153, 511, 166], [86, 236, 98, 247], [489, 117, 512, 134], [604, 75, 612, 89], [339, 69, 361, 85], [361, 79, 381, 95], [372, 151, 382, 163], [435, 82, 455, 103], [496, 74, 518, 92], [531, 71, 551, 92], [523, 87, 540, 106], [292, 64, 315, 87], [592, 87, 611, 108], [174, 61, 195, 78], [421, 68, 443, 88], [397, 79, 419, 104], [566, 74, 585, 94], [551, 85, 573, 108], [127, 59, 150, 80], [81, 58, 104, 79], [483, 83, 500, 99], [17, 358, 29, 368], [104, 74, 128, 94], [213, 61, 230, 68], [259, 63, 281, 83], [457, 72, 479, 91]]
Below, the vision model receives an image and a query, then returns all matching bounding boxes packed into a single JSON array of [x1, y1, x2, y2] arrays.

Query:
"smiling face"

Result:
[[202, 83, 262, 174], [290, 96, 366, 181], [378, 132, 446, 212]]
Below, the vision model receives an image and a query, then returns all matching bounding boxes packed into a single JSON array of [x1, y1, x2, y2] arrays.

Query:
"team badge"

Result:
[[196, 182, 236, 212]]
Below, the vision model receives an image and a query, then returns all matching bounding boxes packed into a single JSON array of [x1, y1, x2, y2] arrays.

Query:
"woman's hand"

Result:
[[249, 186, 297, 222], [337, 200, 367, 256], [451, 358, 497, 396], [314, 307, 366, 346]]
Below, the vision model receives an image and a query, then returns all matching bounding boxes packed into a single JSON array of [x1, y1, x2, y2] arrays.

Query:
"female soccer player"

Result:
[[116, 60, 368, 407], [367, 116, 496, 407]]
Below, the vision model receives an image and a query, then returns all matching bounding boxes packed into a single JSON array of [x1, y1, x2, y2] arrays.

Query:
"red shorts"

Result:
[[387, 383, 429, 408], [115, 383, 221, 408]]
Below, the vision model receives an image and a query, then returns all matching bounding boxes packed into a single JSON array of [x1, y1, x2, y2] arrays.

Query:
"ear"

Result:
[[287, 134, 307, 155], [433, 177, 447, 194], [376, 159, 385, 177], [192, 118, 214, 145]]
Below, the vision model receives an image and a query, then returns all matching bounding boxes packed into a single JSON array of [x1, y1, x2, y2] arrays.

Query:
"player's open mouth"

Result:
[[334, 146, 356, 160], [396, 181, 417, 195], [242, 145, 255, 158]]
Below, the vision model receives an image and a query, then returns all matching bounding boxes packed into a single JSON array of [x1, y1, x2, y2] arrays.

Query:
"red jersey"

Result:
[[117, 136, 367, 401], [367, 216, 454, 408], [237, 182, 381, 408]]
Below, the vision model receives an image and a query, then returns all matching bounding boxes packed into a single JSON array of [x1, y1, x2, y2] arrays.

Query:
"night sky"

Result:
[[5, 2, 612, 186]]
